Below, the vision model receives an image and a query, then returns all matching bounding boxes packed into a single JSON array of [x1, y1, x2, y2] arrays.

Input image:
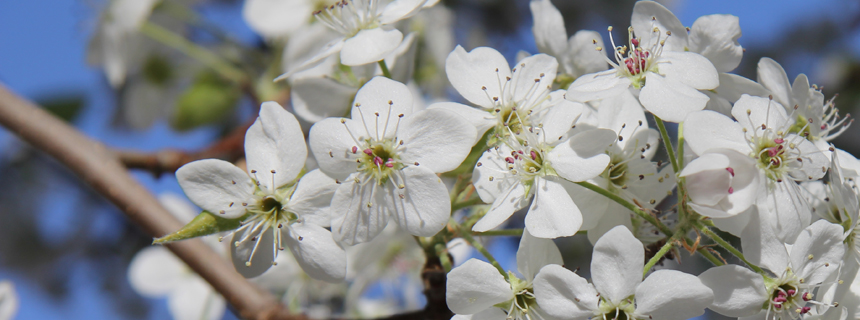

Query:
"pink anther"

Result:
[[364, 148, 373, 155], [373, 156, 383, 166], [726, 167, 734, 176]]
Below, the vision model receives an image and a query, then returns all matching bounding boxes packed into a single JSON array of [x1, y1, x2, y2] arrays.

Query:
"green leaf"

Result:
[[153, 210, 244, 244], [171, 71, 240, 131]]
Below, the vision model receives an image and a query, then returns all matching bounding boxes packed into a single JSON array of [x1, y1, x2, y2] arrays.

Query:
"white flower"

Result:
[[176, 102, 345, 281], [432, 46, 560, 145], [529, 0, 607, 79], [275, 0, 435, 80], [684, 94, 830, 242], [88, 0, 160, 87], [446, 229, 562, 320], [0, 281, 18, 320], [533, 226, 714, 320], [470, 105, 614, 238], [308, 76, 476, 245], [243, 0, 326, 40], [757, 57, 851, 151], [680, 148, 760, 218], [565, 20, 719, 122], [699, 213, 844, 318]]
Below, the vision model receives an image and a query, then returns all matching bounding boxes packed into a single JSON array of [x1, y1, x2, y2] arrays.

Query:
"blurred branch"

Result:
[[0, 83, 296, 320], [115, 120, 252, 176]]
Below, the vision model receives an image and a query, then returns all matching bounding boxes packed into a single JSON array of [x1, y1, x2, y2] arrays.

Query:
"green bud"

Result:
[[153, 210, 244, 244]]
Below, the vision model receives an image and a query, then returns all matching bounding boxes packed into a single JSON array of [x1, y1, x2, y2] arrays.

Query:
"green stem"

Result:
[[654, 116, 680, 175], [139, 22, 246, 82], [676, 121, 685, 168], [457, 221, 508, 280], [695, 222, 765, 274], [435, 243, 453, 272], [574, 181, 673, 236], [378, 60, 392, 79], [473, 229, 523, 237], [451, 197, 485, 212], [643, 233, 683, 276]]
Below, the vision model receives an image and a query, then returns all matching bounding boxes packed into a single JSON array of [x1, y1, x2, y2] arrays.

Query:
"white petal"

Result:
[[721, 149, 762, 215], [446, 46, 512, 109], [242, 0, 312, 39], [756, 180, 811, 244], [399, 109, 477, 173], [535, 101, 590, 148], [788, 137, 830, 181], [532, 264, 599, 318], [428, 102, 496, 143], [525, 177, 582, 239], [630, 1, 688, 52], [714, 73, 771, 103], [529, 0, 568, 58], [128, 247, 186, 296], [245, 102, 306, 191], [591, 225, 643, 304], [597, 89, 646, 147], [698, 265, 768, 317], [166, 278, 225, 320], [472, 145, 516, 203], [548, 128, 614, 182], [176, 159, 255, 219], [308, 118, 363, 180], [291, 77, 357, 123], [688, 14, 743, 73], [566, 70, 631, 103], [711, 206, 754, 237], [681, 153, 731, 206], [568, 30, 609, 77], [378, 0, 428, 25], [564, 180, 611, 231], [756, 57, 792, 107], [682, 110, 748, 156], [388, 166, 452, 237], [657, 51, 720, 90], [351, 76, 416, 136], [446, 259, 514, 315], [741, 207, 790, 274], [639, 72, 711, 123], [451, 308, 508, 320], [288, 169, 339, 227], [517, 227, 563, 281], [341, 28, 403, 66], [284, 223, 347, 282], [634, 270, 714, 320], [586, 204, 634, 245], [275, 38, 345, 81], [330, 175, 390, 246], [511, 54, 558, 102], [789, 220, 845, 284], [731, 94, 788, 133], [473, 182, 528, 233], [231, 228, 276, 278]]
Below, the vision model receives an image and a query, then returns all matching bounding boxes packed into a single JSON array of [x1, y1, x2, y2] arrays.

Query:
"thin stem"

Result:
[[435, 243, 453, 272], [473, 229, 523, 237], [654, 116, 680, 175], [574, 181, 673, 236], [643, 233, 682, 276], [139, 21, 247, 82], [451, 197, 485, 212], [378, 60, 393, 79], [677, 121, 685, 168], [695, 222, 765, 274], [456, 220, 509, 280], [696, 246, 725, 266]]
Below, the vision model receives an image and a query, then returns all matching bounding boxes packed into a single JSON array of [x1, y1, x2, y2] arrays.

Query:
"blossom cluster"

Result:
[[98, 0, 860, 319]]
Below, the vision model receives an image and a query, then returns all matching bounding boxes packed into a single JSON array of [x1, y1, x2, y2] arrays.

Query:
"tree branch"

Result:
[[0, 84, 294, 320]]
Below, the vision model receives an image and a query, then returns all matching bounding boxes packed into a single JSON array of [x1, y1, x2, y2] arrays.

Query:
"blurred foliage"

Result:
[[172, 70, 241, 131]]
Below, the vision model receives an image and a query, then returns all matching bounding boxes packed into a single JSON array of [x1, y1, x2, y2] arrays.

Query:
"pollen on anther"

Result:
[[219, 210, 225, 214]]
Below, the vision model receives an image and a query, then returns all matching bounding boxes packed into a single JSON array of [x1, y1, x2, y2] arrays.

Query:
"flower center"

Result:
[[598, 25, 668, 89], [314, 0, 381, 37], [596, 297, 637, 320], [503, 142, 548, 182], [480, 67, 552, 145], [355, 139, 403, 184], [750, 134, 791, 182], [503, 274, 540, 320]]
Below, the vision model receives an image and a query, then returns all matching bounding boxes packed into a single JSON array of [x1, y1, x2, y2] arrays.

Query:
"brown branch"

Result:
[[0, 83, 299, 320], [116, 120, 252, 176]]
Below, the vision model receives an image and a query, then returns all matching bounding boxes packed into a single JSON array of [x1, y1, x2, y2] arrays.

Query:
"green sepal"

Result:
[[153, 211, 245, 244]]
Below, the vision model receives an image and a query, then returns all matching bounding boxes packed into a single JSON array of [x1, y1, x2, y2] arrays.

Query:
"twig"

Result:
[[0, 84, 294, 320]]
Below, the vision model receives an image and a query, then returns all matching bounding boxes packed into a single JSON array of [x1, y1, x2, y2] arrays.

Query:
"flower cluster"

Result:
[[106, 0, 860, 318]]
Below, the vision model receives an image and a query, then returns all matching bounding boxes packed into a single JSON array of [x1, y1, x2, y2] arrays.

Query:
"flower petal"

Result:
[[634, 270, 714, 320], [790, 220, 845, 284], [330, 174, 390, 245], [756, 57, 792, 107], [351, 76, 416, 137], [451, 308, 508, 320], [566, 70, 631, 103], [275, 38, 344, 81], [688, 14, 743, 72], [714, 73, 771, 103], [510, 53, 558, 103], [591, 225, 643, 304], [535, 100, 590, 145], [176, 159, 255, 219], [630, 1, 688, 52], [245, 102, 306, 191], [741, 207, 790, 274], [428, 102, 496, 143], [473, 182, 528, 233], [657, 51, 720, 90], [698, 265, 768, 317], [525, 177, 582, 239], [387, 166, 452, 237], [166, 278, 225, 320], [639, 71, 711, 123], [399, 108, 477, 173], [378, 0, 429, 25], [231, 228, 276, 278], [472, 145, 516, 204], [529, 0, 568, 59], [532, 264, 599, 318], [446, 259, 514, 315], [291, 77, 357, 123], [756, 180, 811, 244], [586, 205, 633, 245], [288, 169, 339, 227], [517, 227, 563, 281], [128, 247, 186, 296], [597, 89, 647, 149], [341, 28, 403, 66], [446, 46, 512, 110], [284, 223, 347, 282], [681, 152, 731, 207], [682, 110, 748, 156], [731, 94, 788, 134], [308, 118, 363, 180], [568, 30, 609, 77], [548, 128, 614, 182], [242, 0, 312, 39]]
